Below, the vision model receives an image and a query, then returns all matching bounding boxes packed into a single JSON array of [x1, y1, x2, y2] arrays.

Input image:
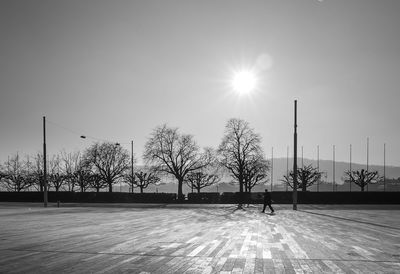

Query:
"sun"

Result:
[[231, 69, 257, 94]]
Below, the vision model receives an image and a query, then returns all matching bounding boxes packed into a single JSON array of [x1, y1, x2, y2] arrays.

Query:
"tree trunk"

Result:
[[140, 186, 144, 193], [178, 178, 184, 201], [197, 187, 200, 193], [108, 183, 113, 192], [302, 183, 306, 192], [361, 185, 365, 192], [238, 178, 244, 208]]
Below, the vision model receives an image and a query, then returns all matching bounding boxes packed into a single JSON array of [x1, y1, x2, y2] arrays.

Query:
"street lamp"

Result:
[[43, 116, 48, 207], [131, 140, 134, 193], [293, 100, 298, 210]]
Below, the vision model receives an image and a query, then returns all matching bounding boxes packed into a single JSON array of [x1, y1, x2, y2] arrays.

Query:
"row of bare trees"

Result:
[[143, 118, 270, 200], [0, 144, 161, 193], [281, 164, 384, 192], [1, 118, 388, 196], [143, 124, 220, 200], [281, 165, 384, 191], [215, 118, 384, 193], [0, 154, 41, 192]]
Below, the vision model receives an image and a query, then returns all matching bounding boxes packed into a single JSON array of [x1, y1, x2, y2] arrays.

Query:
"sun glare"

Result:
[[232, 70, 257, 94]]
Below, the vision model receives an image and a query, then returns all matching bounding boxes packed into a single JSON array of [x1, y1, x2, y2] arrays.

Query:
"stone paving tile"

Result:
[[0, 204, 399, 273]]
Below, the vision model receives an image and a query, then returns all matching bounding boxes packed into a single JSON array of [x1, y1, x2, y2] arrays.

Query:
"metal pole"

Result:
[[367, 137, 369, 171], [333, 145, 335, 192], [16, 153, 19, 192], [286, 146, 289, 192], [271, 147, 273, 191], [317, 145, 319, 192], [131, 140, 134, 193], [367, 137, 369, 191], [293, 100, 298, 210], [350, 144, 352, 192], [384, 143, 386, 192], [43, 116, 48, 207], [301, 146, 304, 168]]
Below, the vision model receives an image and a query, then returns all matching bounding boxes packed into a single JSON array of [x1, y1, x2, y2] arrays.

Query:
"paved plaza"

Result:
[[0, 203, 399, 273]]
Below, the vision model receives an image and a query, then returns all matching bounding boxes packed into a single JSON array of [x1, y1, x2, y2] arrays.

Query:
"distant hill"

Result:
[[270, 157, 400, 184], [132, 159, 400, 194]]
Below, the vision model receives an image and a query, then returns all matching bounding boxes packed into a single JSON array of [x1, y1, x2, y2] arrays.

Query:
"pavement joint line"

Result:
[[2, 248, 399, 264], [299, 210, 400, 231]]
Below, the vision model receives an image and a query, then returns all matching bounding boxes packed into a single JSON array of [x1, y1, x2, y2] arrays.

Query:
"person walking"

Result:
[[261, 189, 274, 214]]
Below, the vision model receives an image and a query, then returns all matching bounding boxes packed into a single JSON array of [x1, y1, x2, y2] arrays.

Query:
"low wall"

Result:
[[0, 192, 177, 203], [188, 191, 400, 204], [0, 191, 399, 204]]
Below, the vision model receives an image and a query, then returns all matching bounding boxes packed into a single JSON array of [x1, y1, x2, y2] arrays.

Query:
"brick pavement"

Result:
[[0, 203, 399, 273]]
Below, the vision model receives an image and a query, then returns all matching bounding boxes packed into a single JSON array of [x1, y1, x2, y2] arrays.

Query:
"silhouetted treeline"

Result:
[[2, 119, 399, 195]]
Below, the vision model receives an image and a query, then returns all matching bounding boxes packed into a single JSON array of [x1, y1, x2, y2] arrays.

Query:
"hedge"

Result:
[[0, 192, 177, 203], [0, 191, 399, 204]]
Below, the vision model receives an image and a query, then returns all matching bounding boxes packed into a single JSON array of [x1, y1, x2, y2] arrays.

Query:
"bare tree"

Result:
[[60, 151, 92, 192], [0, 168, 5, 188], [83, 142, 130, 192], [124, 172, 137, 193], [218, 118, 266, 195], [143, 124, 211, 200], [243, 154, 270, 193], [185, 148, 221, 193], [61, 151, 80, 192], [344, 169, 382, 192], [74, 166, 92, 192], [29, 153, 44, 191], [0, 170, 5, 191], [48, 155, 66, 192], [185, 172, 220, 193], [87, 173, 106, 192], [0, 154, 33, 192], [134, 170, 160, 193], [23, 155, 39, 191], [281, 164, 322, 191]]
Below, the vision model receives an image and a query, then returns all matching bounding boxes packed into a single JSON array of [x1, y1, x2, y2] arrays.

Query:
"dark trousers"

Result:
[[262, 203, 274, 212]]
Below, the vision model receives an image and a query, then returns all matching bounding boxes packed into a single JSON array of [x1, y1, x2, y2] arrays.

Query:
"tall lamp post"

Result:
[[384, 143, 386, 192], [131, 140, 134, 193], [366, 137, 369, 191], [317, 145, 320, 192], [43, 116, 48, 207], [293, 100, 298, 210], [271, 147, 273, 191], [333, 145, 336, 191], [286, 146, 289, 192]]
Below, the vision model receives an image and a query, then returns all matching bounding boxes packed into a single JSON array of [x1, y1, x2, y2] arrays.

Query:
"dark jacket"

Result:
[[264, 192, 272, 204]]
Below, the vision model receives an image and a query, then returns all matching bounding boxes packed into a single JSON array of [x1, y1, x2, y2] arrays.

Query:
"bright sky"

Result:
[[1, 0, 400, 166]]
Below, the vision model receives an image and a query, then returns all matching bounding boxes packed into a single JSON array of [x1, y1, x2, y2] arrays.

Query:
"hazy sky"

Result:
[[1, 0, 400, 166]]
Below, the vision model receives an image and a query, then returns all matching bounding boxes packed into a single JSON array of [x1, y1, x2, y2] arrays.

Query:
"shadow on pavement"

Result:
[[299, 209, 400, 231]]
